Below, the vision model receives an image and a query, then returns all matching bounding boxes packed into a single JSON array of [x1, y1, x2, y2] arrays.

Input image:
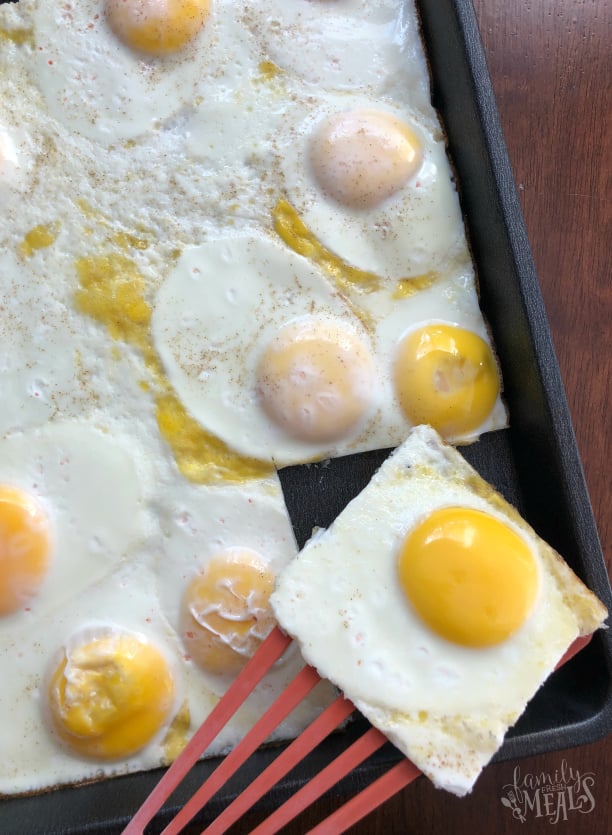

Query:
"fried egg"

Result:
[[0, 420, 152, 631], [280, 94, 466, 281], [271, 425, 608, 796], [0, 559, 185, 794], [151, 232, 383, 466], [45, 624, 179, 762], [153, 477, 335, 747], [28, 0, 254, 145]]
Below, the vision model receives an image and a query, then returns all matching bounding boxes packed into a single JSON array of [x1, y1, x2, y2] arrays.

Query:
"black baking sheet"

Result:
[[1, 0, 611, 832]]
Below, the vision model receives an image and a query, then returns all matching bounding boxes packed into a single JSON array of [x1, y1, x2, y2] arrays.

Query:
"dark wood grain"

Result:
[[283, 1, 612, 832]]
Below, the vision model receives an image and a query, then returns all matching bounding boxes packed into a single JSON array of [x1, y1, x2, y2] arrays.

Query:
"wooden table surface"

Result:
[[260, 2, 611, 833]]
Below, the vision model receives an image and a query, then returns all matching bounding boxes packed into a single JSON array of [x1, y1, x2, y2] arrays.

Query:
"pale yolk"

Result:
[[48, 631, 176, 760], [393, 324, 499, 439], [398, 507, 539, 647], [309, 109, 422, 209], [105, 0, 211, 56], [256, 318, 375, 444], [180, 550, 276, 676], [0, 485, 52, 617]]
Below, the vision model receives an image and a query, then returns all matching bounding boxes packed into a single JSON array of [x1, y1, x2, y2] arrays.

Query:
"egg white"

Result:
[[242, 0, 432, 111]]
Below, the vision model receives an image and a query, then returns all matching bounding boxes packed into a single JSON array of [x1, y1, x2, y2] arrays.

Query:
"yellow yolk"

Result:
[[19, 223, 61, 258], [272, 199, 382, 297], [180, 550, 276, 676], [48, 631, 176, 760], [309, 109, 422, 209], [398, 507, 539, 647], [393, 324, 500, 439], [256, 318, 375, 444], [0, 485, 52, 617], [105, 0, 211, 56]]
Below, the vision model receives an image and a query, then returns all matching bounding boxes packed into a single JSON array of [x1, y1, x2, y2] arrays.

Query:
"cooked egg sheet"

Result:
[[0, 0, 510, 797]]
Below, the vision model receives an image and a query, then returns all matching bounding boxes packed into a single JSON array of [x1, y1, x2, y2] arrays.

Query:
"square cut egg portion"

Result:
[[27, 0, 256, 146], [151, 232, 386, 466], [278, 92, 467, 282], [271, 425, 607, 796], [0, 420, 153, 630]]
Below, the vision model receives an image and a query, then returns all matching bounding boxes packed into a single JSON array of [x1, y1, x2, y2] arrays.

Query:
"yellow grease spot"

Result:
[[19, 223, 61, 258], [162, 700, 191, 762], [257, 60, 282, 80], [77, 198, 98, 218], [0, 27, 34, 46], [74, 252, 272, 484], [74, 255, 153, 357], [77, 201, 153, 252], [114, 231, 150, 252], [393, 271, 438, 299], [156, 393, 270, 483], [273, 199, 381, 294]]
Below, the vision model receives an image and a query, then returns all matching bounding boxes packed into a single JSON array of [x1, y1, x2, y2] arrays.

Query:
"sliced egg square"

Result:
[[153, 476, 335, 739], [29, 0, 255, 145], [0, 559, 185, 794], [271, 425, 607, 797], [279, 93, 466, 281], [0, 420, 153, 632], [152, 233, 384, 465]]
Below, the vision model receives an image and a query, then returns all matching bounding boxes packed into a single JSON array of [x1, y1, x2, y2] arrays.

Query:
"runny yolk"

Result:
[[180, 550, 276, 676], [393, 323, 500, 439], [104, 0, 211, 56], [309, 109, 423, 209], [398, 507, 539, 647], [47, 631, 176, 760], [256, 317, 376, 444], [0, 485, 52, 617]]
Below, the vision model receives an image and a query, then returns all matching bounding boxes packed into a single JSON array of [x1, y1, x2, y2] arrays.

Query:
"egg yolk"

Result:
[[0, 485, 52, 617], [105, 0, 211, 56], [256, 318, 375, 444], [309, 109, 422, 209], [398, 507, 539, 647], [393, 324, 500, 439], [180, 550, 276, 676], [47, 631, 176, 760]]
